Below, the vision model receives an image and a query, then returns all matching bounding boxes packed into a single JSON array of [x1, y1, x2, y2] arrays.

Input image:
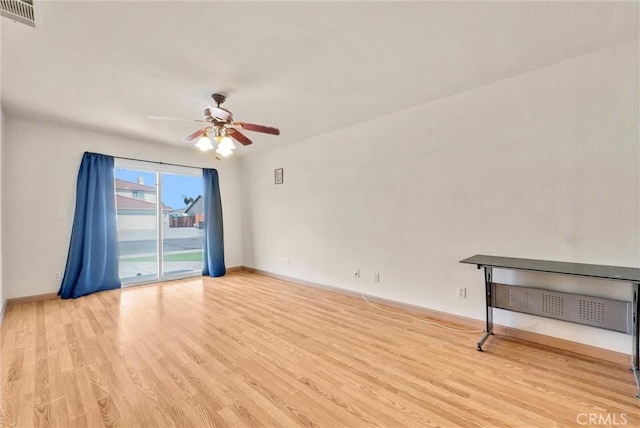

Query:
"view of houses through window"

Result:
[[114, 163, 204, 285]]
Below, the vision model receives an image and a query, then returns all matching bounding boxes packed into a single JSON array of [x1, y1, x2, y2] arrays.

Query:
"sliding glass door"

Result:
[[115, 168, 158, 284], [114, 160, 203, 286], [161, 172, 204, 277]]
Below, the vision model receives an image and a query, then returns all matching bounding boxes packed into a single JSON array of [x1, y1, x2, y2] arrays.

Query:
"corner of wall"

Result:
[[0, 107, 4, 319], [0, 16, 5, 316], [0, 106, 4, 320]]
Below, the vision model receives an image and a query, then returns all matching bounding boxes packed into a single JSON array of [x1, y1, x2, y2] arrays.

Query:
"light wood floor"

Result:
[[1, 271, 638, 427]]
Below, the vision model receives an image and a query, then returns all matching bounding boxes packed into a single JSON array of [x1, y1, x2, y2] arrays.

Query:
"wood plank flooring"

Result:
[[1, 271, 638, 427]]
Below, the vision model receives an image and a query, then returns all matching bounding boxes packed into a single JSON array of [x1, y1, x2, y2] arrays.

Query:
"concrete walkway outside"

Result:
[[118, 226, 203, 242]]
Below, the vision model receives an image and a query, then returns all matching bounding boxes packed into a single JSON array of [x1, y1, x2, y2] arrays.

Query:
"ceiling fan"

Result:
[[149, 93, 280, 157]]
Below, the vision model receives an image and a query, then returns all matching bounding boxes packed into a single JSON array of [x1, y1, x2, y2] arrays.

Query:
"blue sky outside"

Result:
[[115, 169, 203, 210]]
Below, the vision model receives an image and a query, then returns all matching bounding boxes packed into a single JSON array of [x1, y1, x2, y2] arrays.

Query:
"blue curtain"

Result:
[[202, 168, 226, 277], [59, 152, 121, 298]]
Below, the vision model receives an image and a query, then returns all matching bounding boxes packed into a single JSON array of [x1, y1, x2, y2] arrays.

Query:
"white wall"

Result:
[[2, 117, 243, 299], [0, 16, 4, 314], [0, 107, 4, 314], [0, 109, 4, 313], [240, 41, 639, 353]]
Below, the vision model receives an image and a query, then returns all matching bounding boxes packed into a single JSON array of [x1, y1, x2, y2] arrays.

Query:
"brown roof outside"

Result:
[[115, 178, 156, 192], [116, 195, 172, 211]]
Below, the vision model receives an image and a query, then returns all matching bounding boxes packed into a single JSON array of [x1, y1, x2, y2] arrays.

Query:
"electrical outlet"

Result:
[[284, 257, 290, 266], [374, 273, 380, 283], [354, 269, 360, 278], [54, 272, 62, 281], [456, 287, 467, 299]]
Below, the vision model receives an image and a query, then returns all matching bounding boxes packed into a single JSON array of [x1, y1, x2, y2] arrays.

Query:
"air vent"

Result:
[[1, 0, 35, 28], [493, 283, 631, 333], [508, 288, 529, 310], [579, 299, 605, 325], [541, 293, 564, 317]]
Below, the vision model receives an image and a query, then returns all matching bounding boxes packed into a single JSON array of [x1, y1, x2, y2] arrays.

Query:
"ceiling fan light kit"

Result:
[[216, 145, 234, 158], [217, 136, 236, 151], [195, 134, 214, 151], [150, 92, 280, 159]]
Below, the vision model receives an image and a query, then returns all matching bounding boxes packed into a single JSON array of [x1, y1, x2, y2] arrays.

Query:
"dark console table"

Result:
[[460, 254, 640, 398]]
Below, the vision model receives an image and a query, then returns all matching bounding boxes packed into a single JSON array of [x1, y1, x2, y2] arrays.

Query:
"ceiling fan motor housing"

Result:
[[204, 106, 232, 122]]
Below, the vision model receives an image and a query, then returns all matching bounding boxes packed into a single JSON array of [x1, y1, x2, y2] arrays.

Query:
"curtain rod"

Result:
[[111, 154, 209, 170]]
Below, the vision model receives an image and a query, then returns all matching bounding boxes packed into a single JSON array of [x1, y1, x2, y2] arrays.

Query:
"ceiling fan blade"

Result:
[[229, 129, 253, 146], [235, 122, 280, 135], [148, 115, 208, 123], [182, 128, 207, 143]]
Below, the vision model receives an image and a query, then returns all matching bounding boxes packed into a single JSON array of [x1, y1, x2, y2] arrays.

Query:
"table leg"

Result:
[[478, 266, 494, 351]]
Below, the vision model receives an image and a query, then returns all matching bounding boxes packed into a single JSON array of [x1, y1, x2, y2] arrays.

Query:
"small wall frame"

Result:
[[274, 168, 284, 185]]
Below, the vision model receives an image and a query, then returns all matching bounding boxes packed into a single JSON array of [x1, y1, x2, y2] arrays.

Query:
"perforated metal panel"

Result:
[[493, 283, 632, 334]]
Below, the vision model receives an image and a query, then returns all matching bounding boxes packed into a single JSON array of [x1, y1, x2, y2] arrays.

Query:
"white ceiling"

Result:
[[2, 1, 638, 156]]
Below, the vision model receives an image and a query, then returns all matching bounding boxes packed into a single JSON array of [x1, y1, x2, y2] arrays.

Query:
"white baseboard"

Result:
[[240, 267, 630, 366], [4, 267, 629, 366]]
